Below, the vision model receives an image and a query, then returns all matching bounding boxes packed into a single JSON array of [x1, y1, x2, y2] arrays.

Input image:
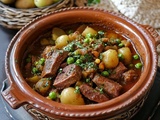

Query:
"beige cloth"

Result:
[[91, 0, 160, 66], [91, 0, 160, 28], [111, 0, 160, 28]]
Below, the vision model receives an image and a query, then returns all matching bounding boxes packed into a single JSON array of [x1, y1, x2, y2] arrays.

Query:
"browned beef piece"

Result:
[[92, 74, 122, 98], [109, 62, 127, 81], [41, 46, 55, 59], [94, 44, 104, 53], [122, 69, 138, 82], [53, 64, 82, 89], [41, 50, 68, 77], [80, 84, 109, 103]]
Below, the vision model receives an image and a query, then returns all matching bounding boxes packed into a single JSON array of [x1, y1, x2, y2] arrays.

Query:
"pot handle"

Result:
[[141, 25, 160, 46], [1, 79, 27, 109]]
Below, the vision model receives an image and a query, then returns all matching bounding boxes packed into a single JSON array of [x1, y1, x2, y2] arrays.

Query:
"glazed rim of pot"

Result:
[[5, 7, 159, 118]]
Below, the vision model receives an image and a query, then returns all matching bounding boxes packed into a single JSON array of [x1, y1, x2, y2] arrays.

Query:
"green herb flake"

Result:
[[43, 80, 49, 87], [85, 78, 91, 83], [74, 86, 80, 94], [47, 77, 53, 80], [32, 67, 38, 74], [58, 68, 63, 74], [38, 58, 45, 65], [99, 87, 104, 94]]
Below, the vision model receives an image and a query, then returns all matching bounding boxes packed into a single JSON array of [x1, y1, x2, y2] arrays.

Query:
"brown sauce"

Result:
[[22, 24, 143, 105]]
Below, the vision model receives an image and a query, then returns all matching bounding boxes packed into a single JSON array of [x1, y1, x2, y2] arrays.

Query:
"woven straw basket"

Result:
[[0, 0, 74, 29]]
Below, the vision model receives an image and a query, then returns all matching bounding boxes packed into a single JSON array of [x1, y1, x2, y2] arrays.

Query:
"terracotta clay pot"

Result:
[[1, 7, 160, 120]]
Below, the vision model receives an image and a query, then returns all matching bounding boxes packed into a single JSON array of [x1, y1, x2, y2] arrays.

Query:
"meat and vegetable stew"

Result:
[[23, 24, 143, 105]]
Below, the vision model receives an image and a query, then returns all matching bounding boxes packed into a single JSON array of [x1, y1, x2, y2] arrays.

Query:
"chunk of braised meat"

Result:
[[60, 62, 68, 68], [109, 62, 127, 81], [94, 44, 104, 53], [41, 46, 55, 59], [76, 25, 87, 33], [92, 74, 122, 98], [80, 84, 109, 103], [122, 69, 138, 82], [41, 50, 68, 77], [53, 64, 82, 90]]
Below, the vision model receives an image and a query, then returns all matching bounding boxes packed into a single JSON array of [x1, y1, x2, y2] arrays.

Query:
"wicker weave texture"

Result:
[[0, 0, 74, 29]]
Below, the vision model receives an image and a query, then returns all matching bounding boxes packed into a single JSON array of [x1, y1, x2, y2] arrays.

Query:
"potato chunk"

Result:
[[52, 27, 66, 40], [118, 47, 132, 65], [35, 78, 52, 95], [60, 87, 85, 105], [102, 49, 119, 69], [82, 26, 97, 37], [55, 35, 69, 49]]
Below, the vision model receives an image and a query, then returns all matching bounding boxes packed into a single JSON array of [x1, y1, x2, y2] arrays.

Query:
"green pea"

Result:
[[84, 38, 90, 43], [35, 61, 38, 65], [67, 57, 75, 64], [118, 43, 124, 47], [133, 54, 139, 60], [74, 86, 80, 93], [49, 91, 57, 100], [118, 53, 124, 60], [135, 63, 143, 69], [32, 67, 38, 74], [38, 58, 45, 65], [116, 39, 121, 44], [74, 50, 80, 55], [101, 71, 109, 77], [80, 55, 85, 61], [76, 59, 83, 65], [86, 33, 92, 38]]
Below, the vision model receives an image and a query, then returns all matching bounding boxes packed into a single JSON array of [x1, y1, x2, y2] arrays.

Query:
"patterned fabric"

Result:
[[111, 0, 160, 29], [89, 0, 160, 66], [89, 0, 160, 31]]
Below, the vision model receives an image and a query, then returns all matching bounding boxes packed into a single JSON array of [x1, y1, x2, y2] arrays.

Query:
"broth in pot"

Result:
[[22, 24, 143, 105]]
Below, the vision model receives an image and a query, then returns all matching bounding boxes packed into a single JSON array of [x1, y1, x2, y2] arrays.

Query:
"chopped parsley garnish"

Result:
[[74, 86, 80, 94]]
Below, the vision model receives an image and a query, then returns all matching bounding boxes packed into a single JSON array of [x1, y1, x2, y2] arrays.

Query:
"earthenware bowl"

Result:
[[1, 7, 160, 120]]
